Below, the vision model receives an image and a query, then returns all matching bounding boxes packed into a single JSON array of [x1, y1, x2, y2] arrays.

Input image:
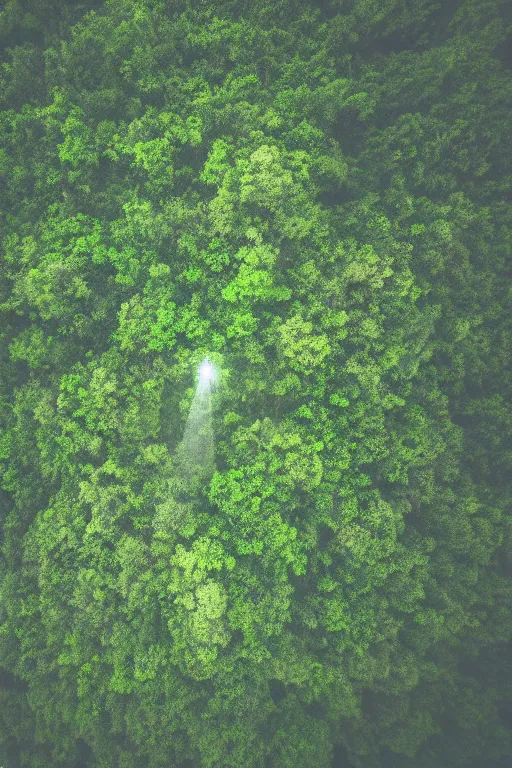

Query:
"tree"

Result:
[[1, 2, 511, 767]]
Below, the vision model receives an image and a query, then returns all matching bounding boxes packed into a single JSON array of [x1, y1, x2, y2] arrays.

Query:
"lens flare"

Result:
[[199, 359, 214, 382], [176, 357, 216, 487]]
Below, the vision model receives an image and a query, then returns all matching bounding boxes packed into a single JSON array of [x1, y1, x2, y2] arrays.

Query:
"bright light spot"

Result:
[[199, 359, 214, 382]]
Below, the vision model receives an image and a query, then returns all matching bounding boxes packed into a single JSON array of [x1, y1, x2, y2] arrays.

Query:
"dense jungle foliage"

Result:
[[0, 1, 511, 766]]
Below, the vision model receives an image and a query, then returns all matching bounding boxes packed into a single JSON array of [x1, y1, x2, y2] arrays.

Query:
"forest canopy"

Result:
[[0, 1, 511, 767]]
